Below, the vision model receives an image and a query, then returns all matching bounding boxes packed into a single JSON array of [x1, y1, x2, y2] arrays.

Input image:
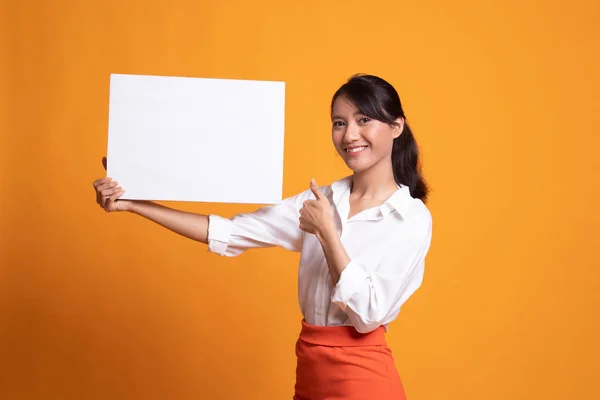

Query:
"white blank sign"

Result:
[[106, 74, 285, 204]]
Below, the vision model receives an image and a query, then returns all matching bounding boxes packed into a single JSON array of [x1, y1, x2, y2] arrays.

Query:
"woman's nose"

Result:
[[343, 123, 361, 142]]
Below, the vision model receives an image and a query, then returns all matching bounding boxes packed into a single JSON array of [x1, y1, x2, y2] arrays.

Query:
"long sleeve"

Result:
[[207, 188, 315, 257], [331, 212, 433, 333]]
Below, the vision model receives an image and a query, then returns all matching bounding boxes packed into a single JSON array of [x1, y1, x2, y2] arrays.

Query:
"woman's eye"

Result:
[[359, 117, 371, 124], [333, 121, 345, 127]]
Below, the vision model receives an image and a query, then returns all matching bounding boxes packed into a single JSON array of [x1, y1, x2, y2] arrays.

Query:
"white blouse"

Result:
[[207, 176, 432, 333]]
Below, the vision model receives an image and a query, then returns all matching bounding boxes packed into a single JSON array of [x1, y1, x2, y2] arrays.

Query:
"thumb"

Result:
[[102, 157, 107, 171], [310, 179, 324, 200]]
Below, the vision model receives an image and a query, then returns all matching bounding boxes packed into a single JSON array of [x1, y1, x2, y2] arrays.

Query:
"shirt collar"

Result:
[[330, 176, 413, 218], [330, 176, 352, 207], [383, 185, 412, 217]]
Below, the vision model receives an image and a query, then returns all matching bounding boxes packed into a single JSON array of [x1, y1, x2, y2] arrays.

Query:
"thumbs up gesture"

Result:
[[299, 179, 335, 236]]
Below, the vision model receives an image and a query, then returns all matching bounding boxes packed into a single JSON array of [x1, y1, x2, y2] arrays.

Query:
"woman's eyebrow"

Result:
[[332, 111, 364, 119]]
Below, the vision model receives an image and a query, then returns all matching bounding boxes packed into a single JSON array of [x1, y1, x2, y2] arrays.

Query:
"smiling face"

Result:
[[331, 95, 403, 174]]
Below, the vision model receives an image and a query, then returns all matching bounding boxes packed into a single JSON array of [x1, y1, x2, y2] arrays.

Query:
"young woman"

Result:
[[93, 74, 432, 399]]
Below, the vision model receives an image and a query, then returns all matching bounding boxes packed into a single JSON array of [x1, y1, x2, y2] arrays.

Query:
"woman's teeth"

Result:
[[347, 146, 367, 153]]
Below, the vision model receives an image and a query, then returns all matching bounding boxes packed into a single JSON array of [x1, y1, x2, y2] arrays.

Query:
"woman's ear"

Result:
[[392, 118, 405, 139]]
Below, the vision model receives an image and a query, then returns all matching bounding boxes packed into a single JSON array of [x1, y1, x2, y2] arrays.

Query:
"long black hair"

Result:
[[331, 74, 429, 203]]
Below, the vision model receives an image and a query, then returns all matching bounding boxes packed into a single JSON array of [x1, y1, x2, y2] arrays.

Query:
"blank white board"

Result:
[[106, 73, 285, 204]]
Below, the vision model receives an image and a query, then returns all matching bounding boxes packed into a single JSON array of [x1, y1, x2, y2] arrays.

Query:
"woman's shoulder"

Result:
[[387, 186, 432, 239], [407, 196, 431, 220]]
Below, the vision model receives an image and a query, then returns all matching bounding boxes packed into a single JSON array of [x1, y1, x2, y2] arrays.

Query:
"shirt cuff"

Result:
[[207, 215, 233, 255], [331, 260, 369, 310]]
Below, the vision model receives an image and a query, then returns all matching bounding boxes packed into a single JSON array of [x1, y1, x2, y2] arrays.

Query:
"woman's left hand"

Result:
[[299, 179, 336, 236]]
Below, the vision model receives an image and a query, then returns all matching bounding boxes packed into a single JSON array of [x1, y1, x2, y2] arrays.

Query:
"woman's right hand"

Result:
[[93, 157, 132, 212], [92, 158, 209, 243]]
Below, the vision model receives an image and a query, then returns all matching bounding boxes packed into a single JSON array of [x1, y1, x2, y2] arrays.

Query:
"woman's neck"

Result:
[[351, 159, 398, 201]]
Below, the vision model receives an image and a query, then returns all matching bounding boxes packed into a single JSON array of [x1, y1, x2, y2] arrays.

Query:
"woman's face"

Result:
[[331, 95, 403, 174]]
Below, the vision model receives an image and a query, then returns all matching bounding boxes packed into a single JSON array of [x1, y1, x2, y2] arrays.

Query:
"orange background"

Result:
[[2, 0, 599, 399]]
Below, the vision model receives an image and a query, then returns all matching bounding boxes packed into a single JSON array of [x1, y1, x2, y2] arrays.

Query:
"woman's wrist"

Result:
[[316, 221, 338, 245], [128, 200, 152, 214]]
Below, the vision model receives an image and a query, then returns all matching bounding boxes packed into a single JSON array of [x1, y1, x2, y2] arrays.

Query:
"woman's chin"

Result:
[[344, 159, 370, 173]]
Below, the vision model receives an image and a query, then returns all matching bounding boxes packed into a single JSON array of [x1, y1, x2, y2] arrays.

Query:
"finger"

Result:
[[301, 200, 318, 211], [96, 180, 117, 205], [109, 189, 125, 202], [298, 218, 307, 232], [310, 179, 324, 200], [105, 189, 125, 211], [101, 186, 122, 206], [101, 186, 122, 198], [102, 157, 107, 171], [96, 182, 118, 207], [93, 177, 112, 188], [301, 200, 312, 211], [97, 181, 119, 194]]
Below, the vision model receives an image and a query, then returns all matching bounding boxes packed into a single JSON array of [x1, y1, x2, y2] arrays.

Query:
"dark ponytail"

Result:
[[331, 74, 429, 203]]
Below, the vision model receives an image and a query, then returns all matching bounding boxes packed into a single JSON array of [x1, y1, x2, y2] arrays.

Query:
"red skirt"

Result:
[[294, 319, 406, 400]]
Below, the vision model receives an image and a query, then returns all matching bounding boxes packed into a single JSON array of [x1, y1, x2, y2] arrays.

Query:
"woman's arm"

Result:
[[328, 214, 432, 333], [299, 180, 350, 283], [300, 180, 432, 333], [94, 179, 310, 253], [94, 157, 311, 253], [93, 173, 210, 244], [315, 225, 350, 284], [129, 201, 209, 244]]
